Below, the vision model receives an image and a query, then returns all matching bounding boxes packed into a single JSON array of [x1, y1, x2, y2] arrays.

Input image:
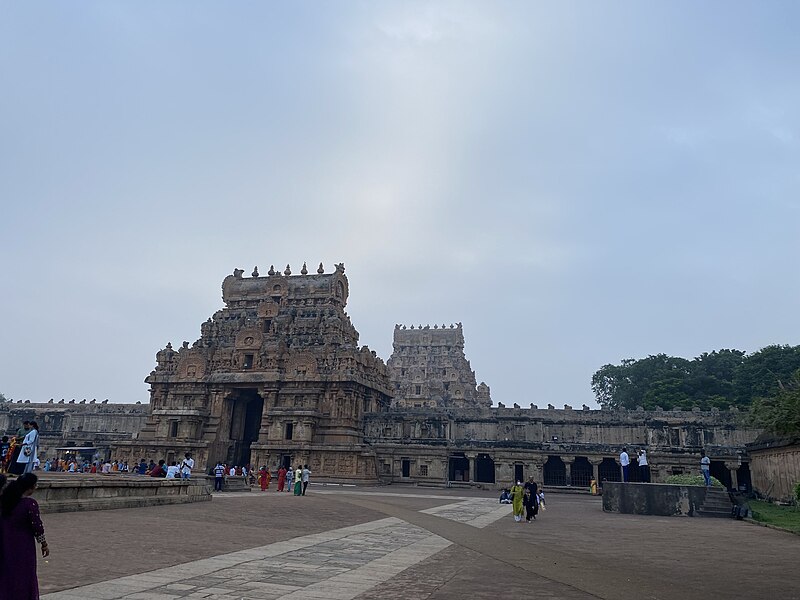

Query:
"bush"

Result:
[[795, 482, 800, 505], [664, 474, 725, 488]]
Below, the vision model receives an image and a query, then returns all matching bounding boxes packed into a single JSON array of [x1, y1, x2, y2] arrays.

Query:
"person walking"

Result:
[[286, 466, 294, 493], [637, 449, 650, 483], [16, 421, 40, 475], [301, 465, 311, 496], [0, 473, 50, 599], [523, 477, 539, 522], [259, 466, 271, 491], [277, 465, 287, 492], [700, 450, 711, 486], [293, 466, 303, 496], [620, 447, 630, 483], [509, 481, 525, 523]]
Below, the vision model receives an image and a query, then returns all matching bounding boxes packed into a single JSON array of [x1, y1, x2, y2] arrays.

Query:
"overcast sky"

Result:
[[1, 2, 798, 408]]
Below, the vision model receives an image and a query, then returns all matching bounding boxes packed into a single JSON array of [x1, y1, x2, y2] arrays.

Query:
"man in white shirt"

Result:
[[166, 461, 180, 479], [700, 450, 711, 486], [637, 449, 650, 483], [181, 452, 194, 480], [620, 447, 630, 482]]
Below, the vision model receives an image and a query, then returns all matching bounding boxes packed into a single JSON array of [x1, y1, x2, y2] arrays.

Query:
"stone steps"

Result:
[[699, 488, 732, 518]]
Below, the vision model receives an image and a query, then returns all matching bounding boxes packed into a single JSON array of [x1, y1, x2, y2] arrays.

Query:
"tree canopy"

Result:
[[591, 345, 800, 411], [748, 371, 800, 435]]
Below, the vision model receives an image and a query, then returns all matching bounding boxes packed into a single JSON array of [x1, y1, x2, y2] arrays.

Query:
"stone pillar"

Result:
[[466, 453, 476, 482], [563, 459, 572, 486], [589, 458, 601, 485], [726, 461, 739, 491]]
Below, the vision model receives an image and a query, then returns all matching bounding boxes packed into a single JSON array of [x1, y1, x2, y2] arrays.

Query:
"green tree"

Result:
[[733, 345, 800, 404], [748, 371, 800, 435], [591, 354, 692, 410]]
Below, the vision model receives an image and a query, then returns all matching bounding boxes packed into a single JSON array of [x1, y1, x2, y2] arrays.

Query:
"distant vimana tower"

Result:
[[387, 323, 491, 409], [113, 263, 392, 480]]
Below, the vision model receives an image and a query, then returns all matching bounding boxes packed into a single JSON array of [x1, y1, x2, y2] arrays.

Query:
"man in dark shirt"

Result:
[[149, 459, 166, 477]]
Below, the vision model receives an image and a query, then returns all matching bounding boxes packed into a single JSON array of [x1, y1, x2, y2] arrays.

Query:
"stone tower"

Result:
[[113, 263, 392, 480], [387, 323, 491, 409]]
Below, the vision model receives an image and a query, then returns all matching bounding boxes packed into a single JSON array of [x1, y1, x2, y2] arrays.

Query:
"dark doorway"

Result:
[[280, 454, 292, 470], [572, 457, 593, 487], [475, 454, 495, 483], [449, 453, 470, 481], [543, 456, 566, 486], [514, 463, 524, 484], [401, 458, 411, 478], [598, 457, 621, 484], [228, 389, 264, 467], [737, 463, 752, 492], [710, 460, 732, 490]]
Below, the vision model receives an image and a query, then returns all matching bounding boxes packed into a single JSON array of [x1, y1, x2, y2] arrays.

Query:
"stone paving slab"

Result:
[[42, 497, 506, 600]]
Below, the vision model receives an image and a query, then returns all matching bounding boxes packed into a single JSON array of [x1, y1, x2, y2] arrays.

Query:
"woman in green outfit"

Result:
[[509, 481, 525, 522]]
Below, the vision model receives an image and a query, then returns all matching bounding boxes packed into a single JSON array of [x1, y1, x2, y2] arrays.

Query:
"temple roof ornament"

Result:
[[301, 262, 308, 275], [268, 265, 276, 276], [317, 262, 325, 274], [252, 266, 259, 277], [284, 264, 292, 276]]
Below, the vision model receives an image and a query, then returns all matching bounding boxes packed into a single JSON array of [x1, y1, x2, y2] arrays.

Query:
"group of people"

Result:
[[619, 447, 650, 483], [501, 477, 545, 523], [0, 473, 49, 599], [211, 462, 311, 494], [0, 420, 40, 475]]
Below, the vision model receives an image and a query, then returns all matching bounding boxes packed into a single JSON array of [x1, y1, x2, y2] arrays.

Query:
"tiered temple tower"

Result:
[[387, 323, 491, 409], [113, 263, 392, 480]]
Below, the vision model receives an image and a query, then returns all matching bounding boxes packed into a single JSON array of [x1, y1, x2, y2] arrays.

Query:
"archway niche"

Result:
[[571, 457, 593, 487], [543, 456, 566, 486], [598, 457, 621, 484], [475, 453, 495, 483]]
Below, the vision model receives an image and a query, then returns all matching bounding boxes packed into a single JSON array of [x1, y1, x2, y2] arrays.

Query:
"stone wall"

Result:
[[747, 435, 800, 502], [366, 406, 761, 489]]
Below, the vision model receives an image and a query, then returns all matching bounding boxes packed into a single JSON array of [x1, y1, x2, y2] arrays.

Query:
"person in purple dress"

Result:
[[0, 473, 50, 599]]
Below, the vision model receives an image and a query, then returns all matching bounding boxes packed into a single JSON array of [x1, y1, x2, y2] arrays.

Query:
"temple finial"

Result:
[[301, 262, 308, 275], [252, 266, 259, 277], [284, 264, 292, 276], [268, 265, 275, 276], [317, 262, 325, 274]]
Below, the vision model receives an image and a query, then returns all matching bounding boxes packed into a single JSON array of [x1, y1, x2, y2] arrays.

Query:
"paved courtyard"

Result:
[[38, 487, 800, 600]]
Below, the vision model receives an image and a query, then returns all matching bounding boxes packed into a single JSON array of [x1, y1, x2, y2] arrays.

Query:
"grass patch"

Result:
[[664, 474, 725, 488], [749, 500, 800, 533]]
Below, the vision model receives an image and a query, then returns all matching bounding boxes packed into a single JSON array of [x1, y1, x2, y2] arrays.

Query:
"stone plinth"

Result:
[[602, 482, 719, 517], [33, 474, 211, 513]]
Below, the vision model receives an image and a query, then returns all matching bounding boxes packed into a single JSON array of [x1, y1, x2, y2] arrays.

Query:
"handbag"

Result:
[[22, 445, 32, 457]]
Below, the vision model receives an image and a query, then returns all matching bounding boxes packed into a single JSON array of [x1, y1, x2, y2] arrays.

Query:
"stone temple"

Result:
[[113, 263, 392, 482], [103, 263, 762, 490]]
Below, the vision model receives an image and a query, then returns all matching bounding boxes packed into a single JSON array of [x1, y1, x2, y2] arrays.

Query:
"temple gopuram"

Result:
[[112, 263, 392, 481]]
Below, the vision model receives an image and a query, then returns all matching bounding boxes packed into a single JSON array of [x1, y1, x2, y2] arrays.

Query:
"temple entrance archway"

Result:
[[475, 453, 495, 483], [227, 389, 264, 467]]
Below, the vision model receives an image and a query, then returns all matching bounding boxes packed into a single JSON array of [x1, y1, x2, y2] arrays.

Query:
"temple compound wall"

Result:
[[112, 263, 392, 480], [0, 400, 148, 461], [373, 325, 761, 491], [365, 406, 760, 490]]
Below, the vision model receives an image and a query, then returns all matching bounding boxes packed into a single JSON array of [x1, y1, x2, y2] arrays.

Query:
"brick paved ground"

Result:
[[35, 486, 800, 600]]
